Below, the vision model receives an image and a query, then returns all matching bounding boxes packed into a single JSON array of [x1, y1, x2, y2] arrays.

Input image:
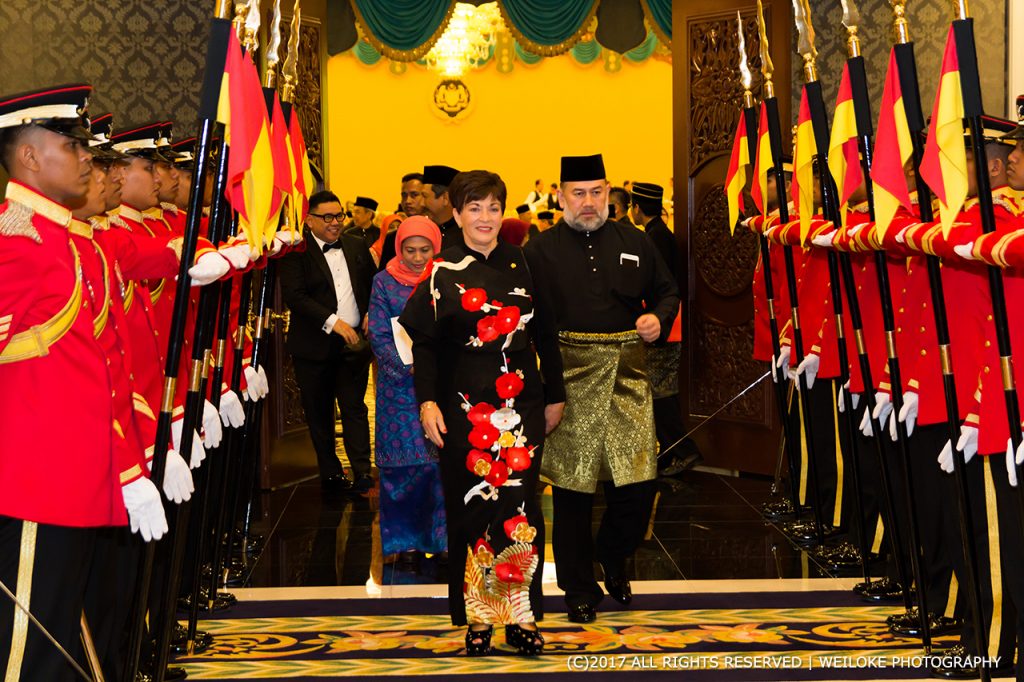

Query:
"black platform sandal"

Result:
[[465, 625, 493, 656], [505, 623, 545, 655]]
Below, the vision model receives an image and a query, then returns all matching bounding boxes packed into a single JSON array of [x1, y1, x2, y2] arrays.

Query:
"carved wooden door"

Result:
[[673, 1, 792, 475]]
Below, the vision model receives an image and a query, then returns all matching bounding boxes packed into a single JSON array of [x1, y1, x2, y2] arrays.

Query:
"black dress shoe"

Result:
[[929, 644, 980, 679], [353, 473, 375, 492], [322, 473, 353, 492], [604, 575, 632, 605], [171, 623, 213, 654], [567, 603, 597, 623]]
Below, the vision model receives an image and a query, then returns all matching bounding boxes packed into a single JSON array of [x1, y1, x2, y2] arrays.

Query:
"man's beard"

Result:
[[564, 204, 609, 233]]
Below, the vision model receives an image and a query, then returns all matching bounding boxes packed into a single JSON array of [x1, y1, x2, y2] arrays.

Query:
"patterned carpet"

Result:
[[177, 589, 954, 680]]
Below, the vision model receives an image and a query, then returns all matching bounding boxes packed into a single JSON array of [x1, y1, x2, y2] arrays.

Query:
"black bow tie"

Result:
[[322, 241, 343, 253]]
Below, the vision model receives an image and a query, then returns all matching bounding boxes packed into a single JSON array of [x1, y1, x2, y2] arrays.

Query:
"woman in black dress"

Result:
[[399, 170, 565, 655]]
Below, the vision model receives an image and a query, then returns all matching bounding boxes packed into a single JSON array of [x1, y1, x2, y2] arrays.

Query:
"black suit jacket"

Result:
[[279, 232, 375, 361]]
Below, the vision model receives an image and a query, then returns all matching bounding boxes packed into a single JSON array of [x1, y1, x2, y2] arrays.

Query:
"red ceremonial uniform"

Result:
[[0, 182, 120, 526]]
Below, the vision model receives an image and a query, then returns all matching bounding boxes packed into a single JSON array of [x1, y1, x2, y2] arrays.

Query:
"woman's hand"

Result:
[[420, 401, 447, 448], [544, 402, 565, 435]]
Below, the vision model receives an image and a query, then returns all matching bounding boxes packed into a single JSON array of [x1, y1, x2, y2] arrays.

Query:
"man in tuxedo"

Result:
[[280, 190, 376, 493]]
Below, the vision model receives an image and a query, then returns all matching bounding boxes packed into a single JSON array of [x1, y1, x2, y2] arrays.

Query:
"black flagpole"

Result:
[[793, 4, 929, 646], [124, 7, 232, 680], [889, 13, 989, 669]]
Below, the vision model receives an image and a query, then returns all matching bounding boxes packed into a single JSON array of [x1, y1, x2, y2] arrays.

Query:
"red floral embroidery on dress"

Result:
[[468, 423, 500, 450], [504, 446, 531, 472], [476, 316, 500, 343], [495, 372, 524, 399], [494, 306, 520, 334], [461, 287, 487, 311], [484, 460, 509, 486], [467, 402, 495, 425], [466, 449, 492, 476]]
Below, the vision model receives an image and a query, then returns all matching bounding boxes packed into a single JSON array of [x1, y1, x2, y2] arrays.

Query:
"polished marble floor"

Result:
[[243, 467, 837, 591]]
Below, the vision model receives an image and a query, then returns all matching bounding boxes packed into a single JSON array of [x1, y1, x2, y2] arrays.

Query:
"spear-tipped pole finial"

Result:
[[756, 0, 775, 99], [215, 0, 232, 20], [953, 0, 969, 20], [232, 1, 247, 41], [841, 0, 862, 58], [792, 0, 818, 82], [265, 0, 283, 88], [891, 0, 911, 44], [243, 0, 261, 53], [737, 12, 754, 108], [281, 0, 300, 104]]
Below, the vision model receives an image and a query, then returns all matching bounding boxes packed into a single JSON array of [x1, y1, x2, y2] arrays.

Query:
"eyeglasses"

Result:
[[309, 212, 344, 223]]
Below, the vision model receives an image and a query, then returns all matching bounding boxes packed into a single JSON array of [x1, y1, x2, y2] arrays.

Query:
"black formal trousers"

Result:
[[551, 480, 656, 609], [0, 517, 96, 682], [292, 335, 373, 479]]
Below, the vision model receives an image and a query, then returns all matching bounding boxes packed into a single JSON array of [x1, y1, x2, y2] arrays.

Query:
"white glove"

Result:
[[892, 391, 919, 440], [953, 241, 975, 261], [219, 243, 255, 270], [1008, 438, 1019, 487], [161, 449, 194, 504], [171, 418, 206, 470], [859, 405, 875, 436], [811, 231, 835, 248], [121, 477, 168, 542], [202, 399, 223, 449], [795, 353, 819, 390], [772, 345, 791, 384], [256, 366, 269, 398], [279, 228, 304, 245], [837, 380, 860, 413], [938, 425, 979, 473], [267, 236, 285, 257], [869, 391, 893, 433], [188, 252, 230, 286], [219, 389, 246, 428], [243, 365, 268, 401]]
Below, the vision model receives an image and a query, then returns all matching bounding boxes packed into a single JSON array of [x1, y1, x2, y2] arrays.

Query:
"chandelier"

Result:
[[424, 2, 503, 78]]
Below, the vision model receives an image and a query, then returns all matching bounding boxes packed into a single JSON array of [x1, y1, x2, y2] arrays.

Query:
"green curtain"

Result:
[[624, 32, 657, 63], [500, 0, 595, 51], [352, 0, 453, 57], [571, 40, 601, 65], [354, 40, 382, 65], [641, 0, 671, 43], [514, 42, 543, 65]]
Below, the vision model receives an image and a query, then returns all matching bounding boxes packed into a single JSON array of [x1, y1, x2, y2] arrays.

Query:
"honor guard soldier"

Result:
[[0, 84, 164, 681]]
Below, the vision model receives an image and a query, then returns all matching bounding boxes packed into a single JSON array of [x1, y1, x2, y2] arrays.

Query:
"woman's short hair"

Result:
[[448, 170, 507, 212]]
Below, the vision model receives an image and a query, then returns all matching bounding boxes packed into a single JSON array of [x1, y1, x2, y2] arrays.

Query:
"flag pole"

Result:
[[754, 0, 826, 545], [950, 1, 1024, 523], [885, 1, 989, 668], [735, 13, 804, 527], [792, 0, 928, 645], [123, 3, 234, 680]]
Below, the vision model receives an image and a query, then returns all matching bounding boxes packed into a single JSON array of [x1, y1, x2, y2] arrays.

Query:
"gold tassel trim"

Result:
[[0, 200, 39, 243]]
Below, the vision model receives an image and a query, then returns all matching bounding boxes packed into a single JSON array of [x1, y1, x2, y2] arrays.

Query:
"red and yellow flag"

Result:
[[920, 25, 968, 238], [870, 49, 915, 243], [288, 107, 314, 228], [725, 115, 750, 235], [750, 102, 773, 219], [267, 91, 293, 242], [827, 63, 862, 225], [793, 86, 817, 243], [216, 30, 275, 255]]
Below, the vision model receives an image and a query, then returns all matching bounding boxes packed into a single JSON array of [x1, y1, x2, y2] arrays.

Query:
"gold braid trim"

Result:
[[351, 1, 457, 62], [0, 200, 39, 243], [498, 1, 599, 57], [639, 0, 671, 49]]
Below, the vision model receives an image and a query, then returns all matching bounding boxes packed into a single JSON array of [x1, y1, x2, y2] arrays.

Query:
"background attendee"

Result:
[[523, 178, 545, 212], [400, 170, 565, 656], [368, 215, 447, 567], [546, 182, 562, 210], [279, 190, 376, 494], [345, 196, 380, 247], [421, 164, 462, 248], [609, 186, 633, 229]]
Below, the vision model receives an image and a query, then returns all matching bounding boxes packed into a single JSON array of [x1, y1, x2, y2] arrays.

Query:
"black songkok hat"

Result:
[[111, 122, 173, 163], [515, 204, 531, 214], [1003, 95, 1024, 141], [631, 182, 664, 204], [422, 164, 460, 187], [354, 196, 378, 211], [537, 210, 554, 220], [560, 153, 606, 183], [0, 83, 95, 142]]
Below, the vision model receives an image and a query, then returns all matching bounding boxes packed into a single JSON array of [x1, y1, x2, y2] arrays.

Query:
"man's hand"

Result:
[[544, 402, 565, 435], [361, 314, 369, 336], [333, 319, 359, 345], [420, 401, 447, 448], [635, 313, 661, 343]]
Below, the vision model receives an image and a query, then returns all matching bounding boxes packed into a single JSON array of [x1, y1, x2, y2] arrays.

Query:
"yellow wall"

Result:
[[325, 49, 672, 216]]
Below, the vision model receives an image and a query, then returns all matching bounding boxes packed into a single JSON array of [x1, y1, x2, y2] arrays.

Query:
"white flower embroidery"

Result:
[[489, 407, 521, 431]]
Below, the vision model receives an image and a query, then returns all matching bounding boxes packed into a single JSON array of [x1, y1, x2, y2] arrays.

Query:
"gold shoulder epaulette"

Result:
[[160, 202, 179, 215], [0, 200, 39, 243], [109, 214, 129, 229]]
